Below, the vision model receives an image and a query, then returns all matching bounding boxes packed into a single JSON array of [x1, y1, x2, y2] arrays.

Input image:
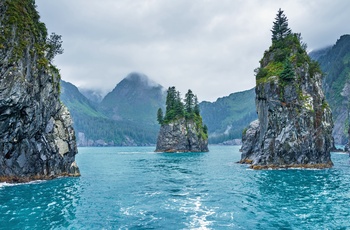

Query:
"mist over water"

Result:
[[1, 146, 350, 229]]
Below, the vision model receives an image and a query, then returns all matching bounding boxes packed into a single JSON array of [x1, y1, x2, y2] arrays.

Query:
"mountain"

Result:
[[60, 73, 166, 146], [200, 88, 257, 144], [79, 88, 104, 104], [61, 75, 257, 146], [99, 72, 166, 125], [309, 34, 350, 144], [308, 46, 332, 60], [60, 80, 105, 119]]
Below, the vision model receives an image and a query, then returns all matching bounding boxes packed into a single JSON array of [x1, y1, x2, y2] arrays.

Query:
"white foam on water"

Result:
[[0, 182, 15, 188], [332, 152, 349, 155], [145, 191, 162, 197], [181, 196, 215, 230], [47, 202, 57, 207], [0, 180, 45, 189]]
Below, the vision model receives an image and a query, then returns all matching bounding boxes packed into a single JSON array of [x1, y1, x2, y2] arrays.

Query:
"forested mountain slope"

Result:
[[99, 72, 166, 126], [310, 34, 350, 144], [200, 88, 257, 144], [60, 74, 163, 146]]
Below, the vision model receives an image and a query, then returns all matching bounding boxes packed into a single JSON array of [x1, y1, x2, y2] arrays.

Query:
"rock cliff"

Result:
[[240, 12, 333, 169], [156, 118, 209, 152], [0, 0, 79, 182], [155, 87, 209, 152]]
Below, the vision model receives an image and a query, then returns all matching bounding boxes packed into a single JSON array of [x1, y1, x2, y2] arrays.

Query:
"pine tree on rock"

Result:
[[157, 108, 164, 125], [156, 86, 209, 152], [194, 95, 200, 116], [185, 89, 195, 118], [280, 59, 295, 81], [240, 8, 334, 169], [271, 8, 292, 42]]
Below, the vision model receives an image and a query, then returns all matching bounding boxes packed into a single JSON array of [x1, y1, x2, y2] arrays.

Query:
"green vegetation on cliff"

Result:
[[255, 9, 321, 87], [157, 87, 208, 140], [0, 0, 63, 93], [1, 0, 62, 66], [1, 0, 47, 62]]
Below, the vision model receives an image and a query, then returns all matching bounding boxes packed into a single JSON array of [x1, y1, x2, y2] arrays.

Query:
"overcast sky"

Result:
[[36, 0, 350, 102]]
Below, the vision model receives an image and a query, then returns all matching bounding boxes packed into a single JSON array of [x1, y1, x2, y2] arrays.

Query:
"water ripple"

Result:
[[1, 147, 350, 229]]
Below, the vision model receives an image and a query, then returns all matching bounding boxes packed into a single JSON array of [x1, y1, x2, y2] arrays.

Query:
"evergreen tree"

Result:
[[184, 89, 195, 114], [165, 86, 176, 113], [194, 95, 200, 115], [164, 86, 177, 121], [163, 86, 184, 122], [271, 8, 292, 42], [46, 33, 64, 61], [203, 124, 208, 135], [174, 91, 184, 117], [157, 108, 163, 124], [159, 86, 207, 139], [280, 59, 294, 81]]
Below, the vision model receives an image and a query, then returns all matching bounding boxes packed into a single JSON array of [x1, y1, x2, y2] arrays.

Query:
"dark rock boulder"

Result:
[[155, 118, 209, 152], [0, 0, 79, 182]]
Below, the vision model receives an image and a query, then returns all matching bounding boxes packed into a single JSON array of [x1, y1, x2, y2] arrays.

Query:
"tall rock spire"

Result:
[[240, 9, 334, 169]]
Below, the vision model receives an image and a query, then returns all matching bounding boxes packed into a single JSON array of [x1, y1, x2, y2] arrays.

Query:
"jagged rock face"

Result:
[[155, 118, 209, 152], [241, 42, 334, 169], [0, 1, 79, 182]]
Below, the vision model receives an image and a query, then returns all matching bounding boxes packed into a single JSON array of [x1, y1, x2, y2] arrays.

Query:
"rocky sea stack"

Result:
[[0, 0, 79, 182], [155, 87, 209, 152], [240, 9, 334, 169]]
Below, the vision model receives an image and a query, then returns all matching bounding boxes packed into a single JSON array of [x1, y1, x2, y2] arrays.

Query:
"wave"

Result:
[[0, 180, 45, 189]]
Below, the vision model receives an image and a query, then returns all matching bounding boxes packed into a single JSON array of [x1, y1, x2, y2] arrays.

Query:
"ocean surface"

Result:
[[1, 146, 350, 229]]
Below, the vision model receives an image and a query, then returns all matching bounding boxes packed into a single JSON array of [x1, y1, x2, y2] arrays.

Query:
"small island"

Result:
[[155, 87, 209, 152], [240, 9, 334, 169]]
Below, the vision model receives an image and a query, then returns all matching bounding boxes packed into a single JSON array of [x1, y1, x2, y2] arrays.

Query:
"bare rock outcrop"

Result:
[[156, 118, 209, 152]]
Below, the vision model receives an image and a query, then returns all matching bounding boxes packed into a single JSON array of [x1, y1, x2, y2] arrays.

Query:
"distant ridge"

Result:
[[309, 34, 350, 144], [200, 88, 256, 144], [61, 74, 258, 146], [60, 73, 165, 146]]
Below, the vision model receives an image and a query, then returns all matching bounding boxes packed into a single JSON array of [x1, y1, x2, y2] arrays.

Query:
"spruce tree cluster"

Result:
[[157, 86, 208, 137], [157, 87, 201, 124], [255, 8, 321, 84]]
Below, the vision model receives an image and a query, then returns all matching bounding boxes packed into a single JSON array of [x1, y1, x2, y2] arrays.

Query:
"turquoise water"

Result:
[[1, 146, 350, 229]]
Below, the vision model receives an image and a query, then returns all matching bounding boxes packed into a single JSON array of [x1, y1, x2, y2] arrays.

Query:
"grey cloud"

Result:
[[36, 0, 350, 101]]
